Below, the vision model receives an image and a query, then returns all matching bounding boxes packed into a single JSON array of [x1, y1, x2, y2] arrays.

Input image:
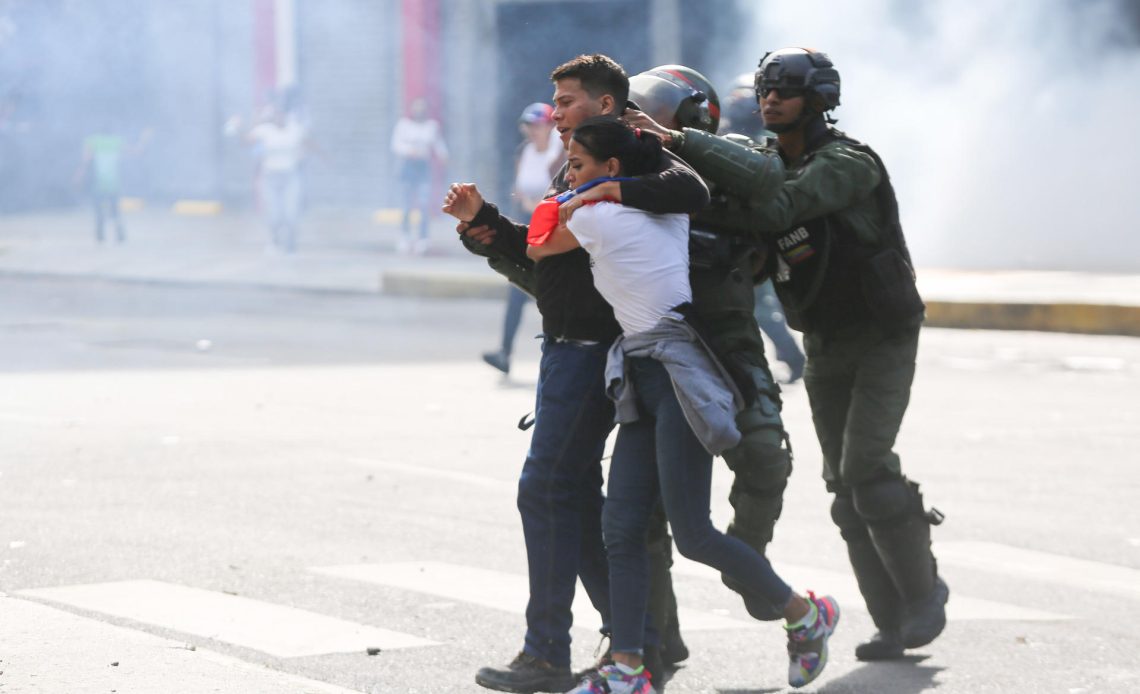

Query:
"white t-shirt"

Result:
[[249, 120, 306, 173], [514, 129, 563, 204], [565, 202, 691, 335], [390, 117, 448, 160]]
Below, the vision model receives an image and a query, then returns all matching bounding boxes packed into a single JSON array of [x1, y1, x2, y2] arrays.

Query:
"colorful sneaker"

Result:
[[567, 664, 655, 694], [786, 593, 840, 688]]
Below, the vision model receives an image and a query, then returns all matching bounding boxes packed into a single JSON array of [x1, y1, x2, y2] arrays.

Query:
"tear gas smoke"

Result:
[[729, 0, 1140, 271]]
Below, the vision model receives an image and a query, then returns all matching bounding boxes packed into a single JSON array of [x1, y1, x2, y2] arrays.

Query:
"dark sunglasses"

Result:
[[758, 86, 807, 100]]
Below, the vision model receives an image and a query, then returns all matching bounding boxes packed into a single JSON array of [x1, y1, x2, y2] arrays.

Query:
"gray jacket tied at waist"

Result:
[[605, 314, 743, 455]]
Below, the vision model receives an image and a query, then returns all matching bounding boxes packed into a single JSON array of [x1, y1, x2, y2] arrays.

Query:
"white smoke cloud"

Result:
[[734, 0, 1140, 271]]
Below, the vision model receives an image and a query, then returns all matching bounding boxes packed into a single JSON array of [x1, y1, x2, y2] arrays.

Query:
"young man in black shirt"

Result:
[[443, 54, 708, 693]]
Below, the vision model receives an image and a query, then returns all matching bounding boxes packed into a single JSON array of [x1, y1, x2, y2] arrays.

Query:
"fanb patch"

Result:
[[776, 226, 816, 265]]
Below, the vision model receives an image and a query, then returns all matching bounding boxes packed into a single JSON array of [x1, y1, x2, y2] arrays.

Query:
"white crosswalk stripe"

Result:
[[310, 561, 758, 632], [0, 596, 363, 694], [669, 555, 1071, 622], [17, 580, 438, 658], [17, 536, 1118, 670], [937, 541, 1140, 601]]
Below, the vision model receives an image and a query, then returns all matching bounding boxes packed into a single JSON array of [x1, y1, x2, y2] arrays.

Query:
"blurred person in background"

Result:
[[234, 103, 311, 254], [75, 123, 151, 244], [482, 102, 564, 376], [719, 74, 806, 383], [391, 97, 448, 255]]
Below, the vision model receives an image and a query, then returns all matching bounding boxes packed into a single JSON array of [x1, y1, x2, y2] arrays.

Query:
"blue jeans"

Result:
[[499, 286, 532, 357], [604, 357, 794, 655], [518, 338, 614, 667]]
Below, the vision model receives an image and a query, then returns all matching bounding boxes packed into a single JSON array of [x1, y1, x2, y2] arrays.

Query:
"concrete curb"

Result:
[[925, 301, 1140, 337], [381, 268, 507, 299], [382, 269, 1140, 337], [3, 264, 1136, 336], [0, 269, 381, 298]]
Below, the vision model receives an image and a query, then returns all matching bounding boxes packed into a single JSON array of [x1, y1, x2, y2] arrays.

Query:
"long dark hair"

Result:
[[570, 116, 663, 178]]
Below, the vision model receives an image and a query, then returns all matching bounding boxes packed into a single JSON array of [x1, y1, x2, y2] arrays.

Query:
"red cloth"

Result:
[[527, 198, 561, 246]]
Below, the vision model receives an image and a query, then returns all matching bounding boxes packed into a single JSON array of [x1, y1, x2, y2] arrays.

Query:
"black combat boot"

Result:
[[832, 494, 906, 661], [855, 630, 906, 661], [864, 495, 948, 649], [846, 534, 907, 659], [899, 574, 949, 649]]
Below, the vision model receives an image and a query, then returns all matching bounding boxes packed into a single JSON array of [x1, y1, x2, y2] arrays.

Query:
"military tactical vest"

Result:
[[770, 129, 924, 334]]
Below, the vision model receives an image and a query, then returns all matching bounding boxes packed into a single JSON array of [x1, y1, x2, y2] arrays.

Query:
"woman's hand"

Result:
[[621, 108, 671, 141], [558, 181, 621, 226], [441, 183, 484, 222]]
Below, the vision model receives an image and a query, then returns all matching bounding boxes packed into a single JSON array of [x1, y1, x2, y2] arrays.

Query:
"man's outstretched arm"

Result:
[[442, 183, 536, 295]]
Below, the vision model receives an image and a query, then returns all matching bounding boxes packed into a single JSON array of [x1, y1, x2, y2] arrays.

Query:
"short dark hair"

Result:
[[571, 116, 662, 178], [550, 54, 629, 108]]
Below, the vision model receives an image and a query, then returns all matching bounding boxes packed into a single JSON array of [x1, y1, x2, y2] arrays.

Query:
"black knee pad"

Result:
[[728, 449, 791, 492], [852, 477, 923, 526], [830, 494, 862, 531]]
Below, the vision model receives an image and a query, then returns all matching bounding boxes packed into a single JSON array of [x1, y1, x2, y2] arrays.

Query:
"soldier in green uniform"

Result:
[[749, 47, 947, 660], [632, 48, 949, 661]]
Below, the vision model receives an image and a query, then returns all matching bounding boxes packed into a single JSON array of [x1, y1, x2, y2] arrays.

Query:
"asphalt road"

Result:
[[1, 276, 1138, 693]]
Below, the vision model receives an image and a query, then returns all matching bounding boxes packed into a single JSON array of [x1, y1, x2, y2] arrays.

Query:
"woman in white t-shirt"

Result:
[[391, 98, 448, 255], [247, 108, 309, 253], [527, 117, 837, 693]]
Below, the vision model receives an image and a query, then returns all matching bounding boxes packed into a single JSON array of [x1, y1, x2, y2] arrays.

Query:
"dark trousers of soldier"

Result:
[[802, 321, 943, 647]]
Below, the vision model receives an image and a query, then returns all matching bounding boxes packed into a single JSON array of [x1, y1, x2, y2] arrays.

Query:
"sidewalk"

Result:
[[1, 207, 1137, 336]]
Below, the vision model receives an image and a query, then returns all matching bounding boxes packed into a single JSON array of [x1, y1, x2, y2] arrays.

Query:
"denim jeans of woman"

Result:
[[603, 356, 794, 655]]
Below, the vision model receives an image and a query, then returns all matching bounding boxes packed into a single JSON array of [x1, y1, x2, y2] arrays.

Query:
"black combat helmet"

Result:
[[628, 65, 720, 134], [720, 72, 766, 138], [755, 48, 841, 113]]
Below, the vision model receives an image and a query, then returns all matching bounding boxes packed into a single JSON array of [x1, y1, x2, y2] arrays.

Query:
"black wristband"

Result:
[[469, 201, 499, 228]]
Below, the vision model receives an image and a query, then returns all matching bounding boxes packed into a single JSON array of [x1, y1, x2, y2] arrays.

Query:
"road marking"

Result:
[[347, 457, 515, 492], [937, 541, 1140, 601], [0, 596, 362, 693], [18, 580, 438, 658], [670, 555, 1070, 622], [311, 561, 757, 632], [0, 411, 74, 424]]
